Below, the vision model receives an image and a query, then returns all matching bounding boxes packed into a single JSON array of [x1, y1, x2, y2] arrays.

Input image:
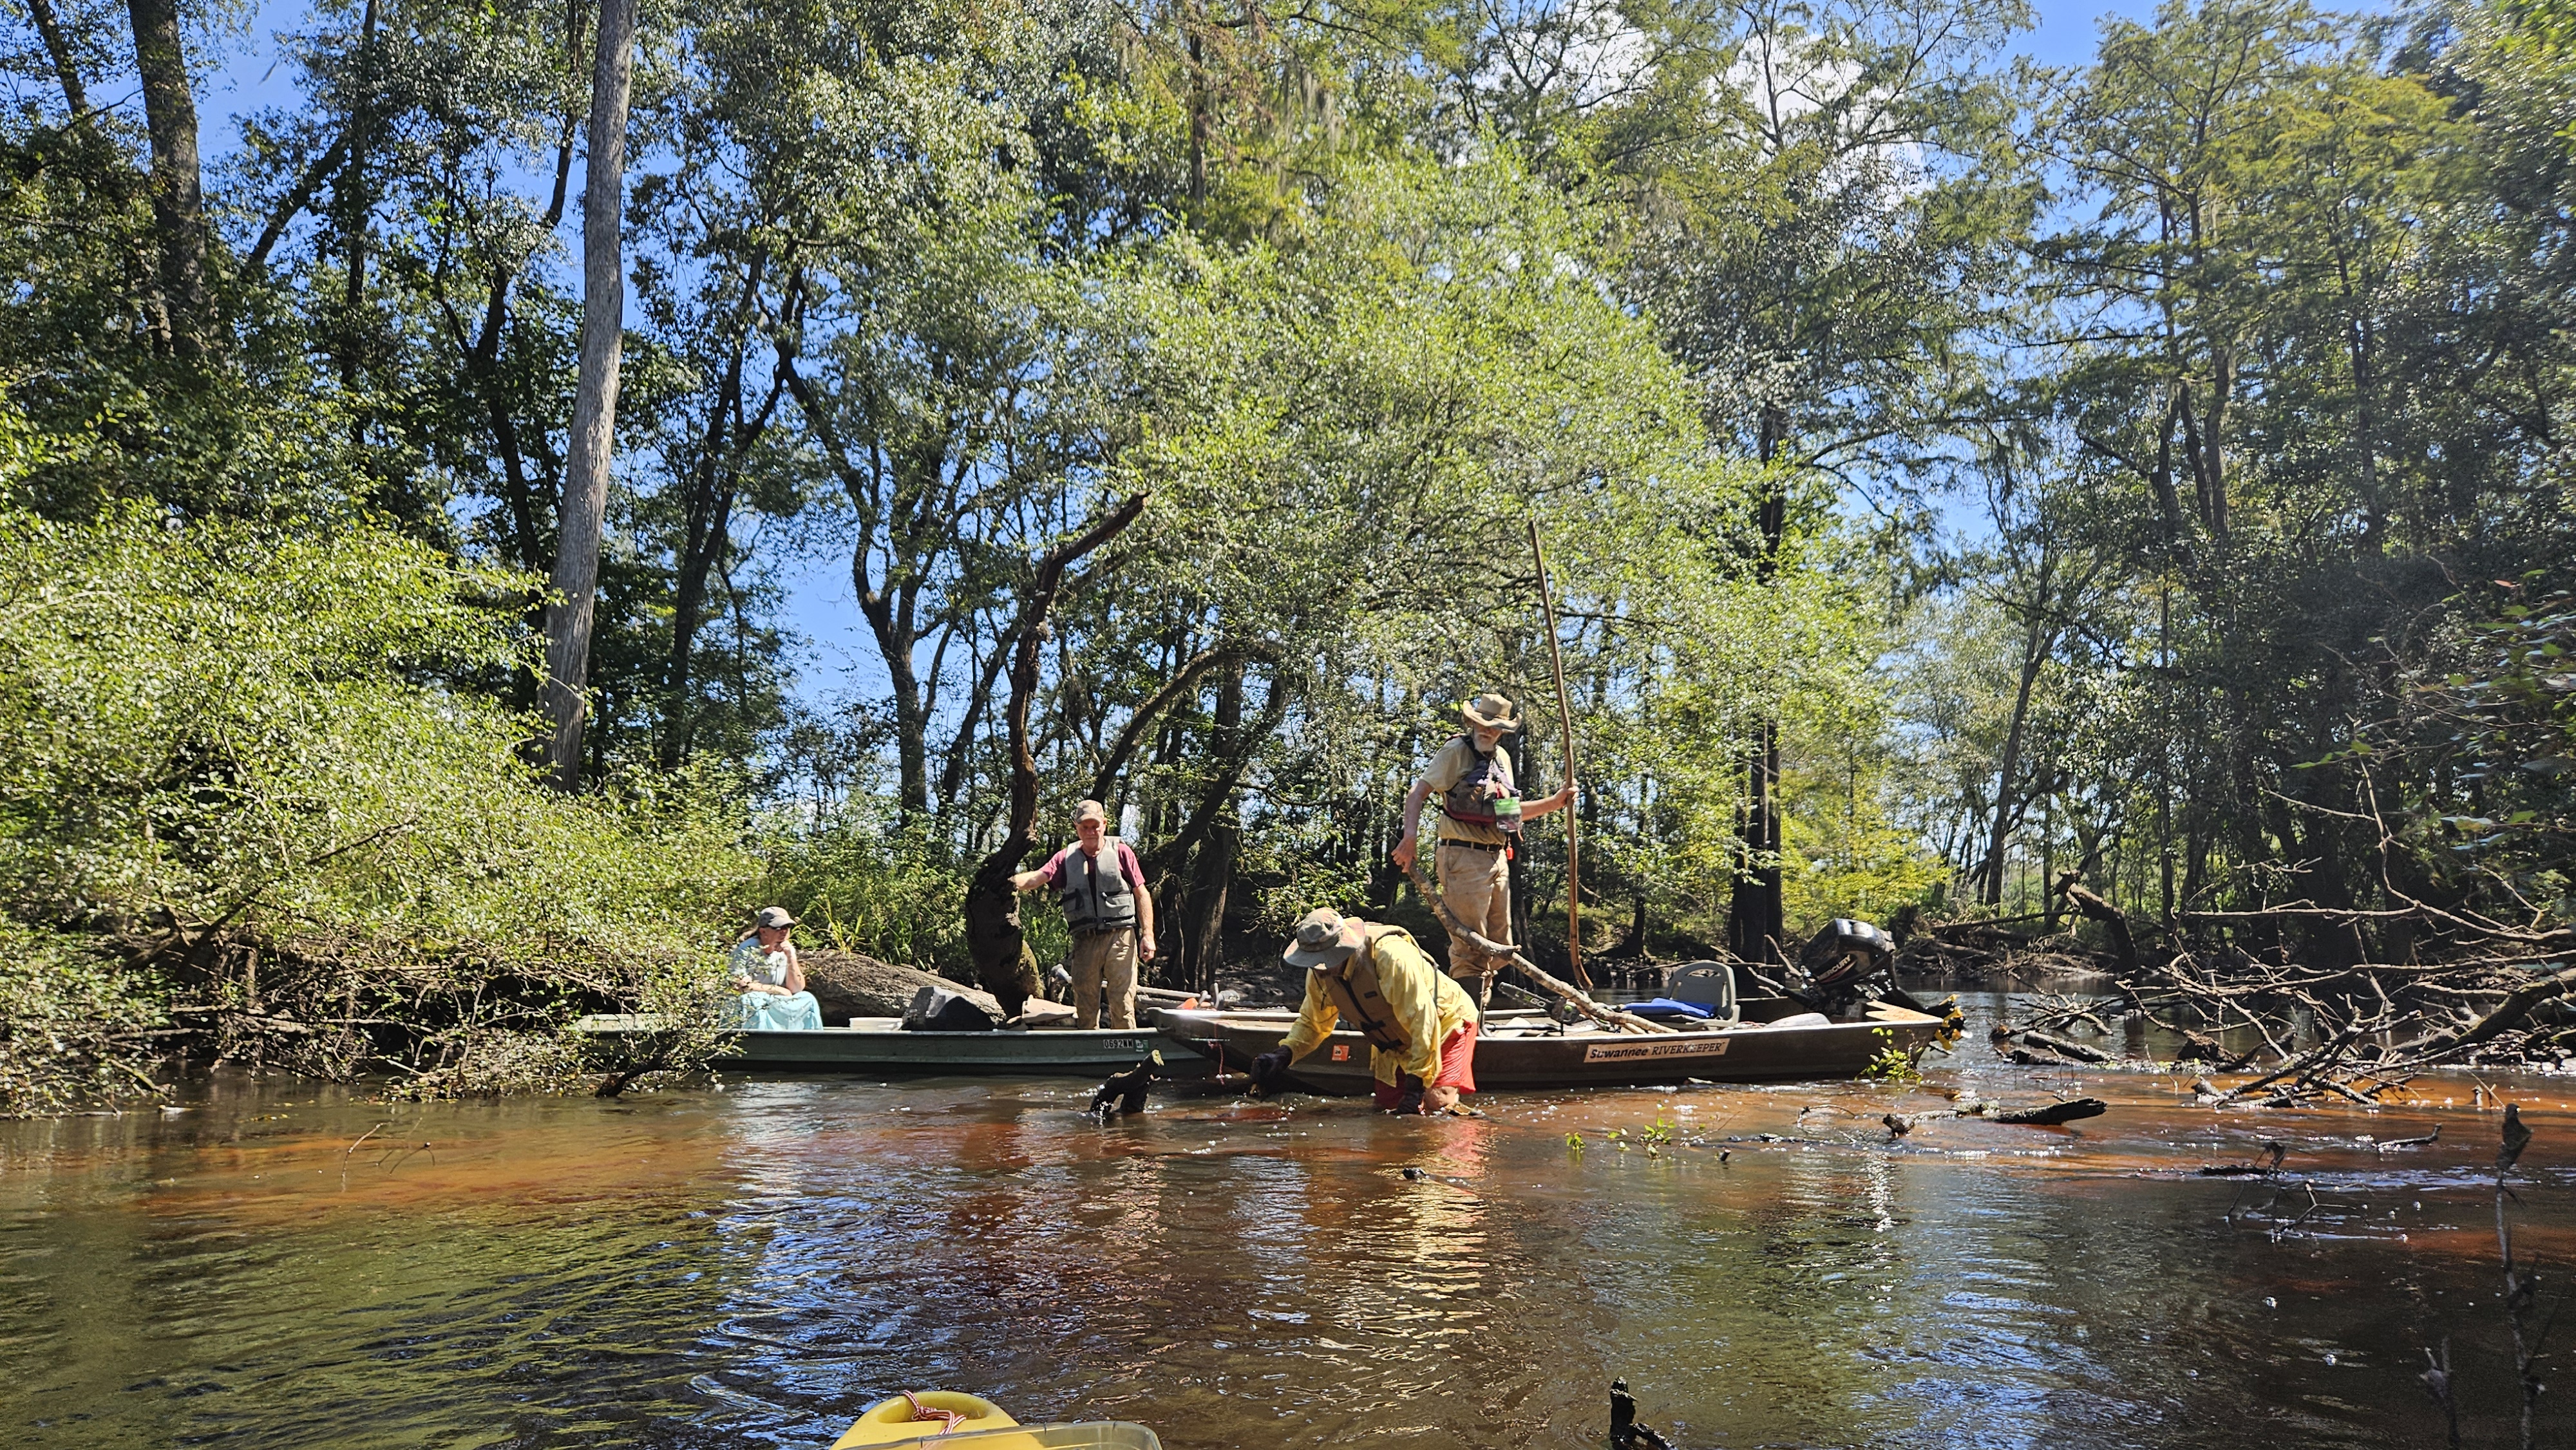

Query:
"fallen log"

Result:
[[799, 948, 999, 1024], [2014, 1029, 2114, 1064], [1992, 1098, 2108, 1126]]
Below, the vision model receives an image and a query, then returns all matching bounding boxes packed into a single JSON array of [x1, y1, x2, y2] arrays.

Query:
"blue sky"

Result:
[[189, 0, 2165, 711]]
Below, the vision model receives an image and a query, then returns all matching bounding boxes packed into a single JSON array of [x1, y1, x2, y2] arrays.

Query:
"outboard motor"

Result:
[[1792, 918, 1895, 1018]]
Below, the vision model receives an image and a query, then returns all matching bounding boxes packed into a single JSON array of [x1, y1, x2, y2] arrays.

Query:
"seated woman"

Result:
[[728, 906, 824, 1030]]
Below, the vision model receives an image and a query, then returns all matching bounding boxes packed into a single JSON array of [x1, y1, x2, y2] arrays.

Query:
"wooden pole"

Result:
[[1529, 522, 1590, 988], [1401, 860, 1671, 1033]]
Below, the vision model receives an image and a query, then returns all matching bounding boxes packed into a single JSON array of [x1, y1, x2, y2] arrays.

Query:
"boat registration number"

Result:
[[1104, 1039, 1147, 1052], [1582, 1038, 1732, 1062]]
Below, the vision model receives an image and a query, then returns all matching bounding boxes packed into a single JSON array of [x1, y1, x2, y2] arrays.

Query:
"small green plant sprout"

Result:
[[1564, 1131, 1585, 1153], [1605, 1126, 1630, 1151], [1859, 1026, 1924, 1084], [1641, 1116, 1674, 1158]]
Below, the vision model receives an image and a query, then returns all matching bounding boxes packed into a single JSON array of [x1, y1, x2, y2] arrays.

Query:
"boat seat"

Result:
[[1663, 963, 1740, 1025]]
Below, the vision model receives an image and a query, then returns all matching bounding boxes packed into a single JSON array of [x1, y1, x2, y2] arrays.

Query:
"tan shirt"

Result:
[[1422, 734, 1515, 845]]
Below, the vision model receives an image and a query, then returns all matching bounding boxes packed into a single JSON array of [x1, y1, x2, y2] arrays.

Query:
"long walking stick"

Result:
[[1529, 522, 1591, 988]]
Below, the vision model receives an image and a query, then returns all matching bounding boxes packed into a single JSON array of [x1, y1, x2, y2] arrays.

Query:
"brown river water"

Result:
[[6, 992, 2575, 1449]]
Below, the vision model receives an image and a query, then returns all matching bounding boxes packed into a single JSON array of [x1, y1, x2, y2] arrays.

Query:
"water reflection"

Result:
[[5, 1045, 2575, 1449]]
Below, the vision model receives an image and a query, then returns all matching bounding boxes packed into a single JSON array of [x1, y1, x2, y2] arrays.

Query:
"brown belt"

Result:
[[1439, 839, 1504, 854]]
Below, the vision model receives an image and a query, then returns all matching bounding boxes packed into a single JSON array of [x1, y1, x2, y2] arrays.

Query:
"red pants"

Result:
[[1374, 1023, 1478, 1109]]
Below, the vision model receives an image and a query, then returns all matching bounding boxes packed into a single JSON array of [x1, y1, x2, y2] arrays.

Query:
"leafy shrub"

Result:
[[753, 816, 981, 975], [0, 923, 169, 1116], [0, 507, 759, 1113]]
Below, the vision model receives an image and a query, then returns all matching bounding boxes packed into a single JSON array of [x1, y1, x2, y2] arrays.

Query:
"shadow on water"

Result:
[[6, 1011, 2576, 1449]]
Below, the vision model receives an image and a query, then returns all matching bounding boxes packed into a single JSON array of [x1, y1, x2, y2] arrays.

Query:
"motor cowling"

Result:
[[1792, 918, 1895, 1016]]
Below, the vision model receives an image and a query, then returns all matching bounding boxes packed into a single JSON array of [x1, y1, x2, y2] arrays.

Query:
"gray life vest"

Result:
[[1056, 842, 1138, 933], [1439, 735, 1519, 831]]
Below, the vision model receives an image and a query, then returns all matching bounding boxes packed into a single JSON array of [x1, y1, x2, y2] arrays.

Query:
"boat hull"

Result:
[[1156, 1003, 1944, 1091], [574, 1015, 1202, 1076]]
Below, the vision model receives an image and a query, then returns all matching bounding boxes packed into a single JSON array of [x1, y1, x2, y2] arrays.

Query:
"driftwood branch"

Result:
[[2392, 965, 2576, 1059], [1398, 859, 1673, 1034]]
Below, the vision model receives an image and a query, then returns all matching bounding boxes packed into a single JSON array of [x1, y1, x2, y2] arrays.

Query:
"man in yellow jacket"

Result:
[[1249, 907, 1481, 1113]]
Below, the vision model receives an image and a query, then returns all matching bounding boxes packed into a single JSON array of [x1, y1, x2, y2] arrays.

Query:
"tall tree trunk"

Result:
[[659, 262, 773, 769], [1185, 0, 1208, 207], [334, 0, 381, 413], [126, 0, 206, 353], [1728, 719, 1785, 964], [962, 495, 1149, 1013], [540, 0, 638, 792], [1177, 661, 1247, 990], [28, 0, 89, 117], [1730, 403, 1790, 963], [1982, 555, 2056, 907]]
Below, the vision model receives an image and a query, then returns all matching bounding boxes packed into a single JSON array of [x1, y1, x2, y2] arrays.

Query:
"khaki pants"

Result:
[[1066, 928, 1139, 1030], [1438, 840, 1511, 1008]]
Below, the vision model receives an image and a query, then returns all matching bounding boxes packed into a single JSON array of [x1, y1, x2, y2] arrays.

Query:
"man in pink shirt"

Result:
[[1010, 799, 1159, 1028]]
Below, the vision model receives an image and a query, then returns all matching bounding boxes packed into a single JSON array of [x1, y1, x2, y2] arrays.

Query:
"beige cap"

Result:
[[1074, 799, 1107, 824], [1282, 908, 1362, 970], [753, 905, 797, 930]]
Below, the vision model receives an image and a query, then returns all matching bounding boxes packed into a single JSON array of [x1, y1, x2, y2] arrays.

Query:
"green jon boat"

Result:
[[573, 1013, 1205, 1076], [1155, 996, 1949, 1091]]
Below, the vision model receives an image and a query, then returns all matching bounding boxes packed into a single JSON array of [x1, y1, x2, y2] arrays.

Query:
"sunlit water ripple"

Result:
[[5, 996, 2573, 1448]]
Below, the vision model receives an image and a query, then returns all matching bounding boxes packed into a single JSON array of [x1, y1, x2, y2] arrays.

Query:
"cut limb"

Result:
[[1400, 860, 1674, 1034]]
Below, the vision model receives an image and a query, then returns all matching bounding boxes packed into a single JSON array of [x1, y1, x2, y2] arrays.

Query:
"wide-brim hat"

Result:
[[1462, 692, 1520, 732], [1282, 907, 1362, 970]]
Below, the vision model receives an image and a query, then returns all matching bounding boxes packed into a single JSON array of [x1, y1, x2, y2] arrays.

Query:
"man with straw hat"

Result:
[[1390, 692, 1577, 1006], [1247, 907, 1479, 1113]]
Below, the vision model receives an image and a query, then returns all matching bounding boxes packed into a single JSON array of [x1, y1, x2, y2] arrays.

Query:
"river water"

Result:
[[5, 996, 2573, 1449]]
